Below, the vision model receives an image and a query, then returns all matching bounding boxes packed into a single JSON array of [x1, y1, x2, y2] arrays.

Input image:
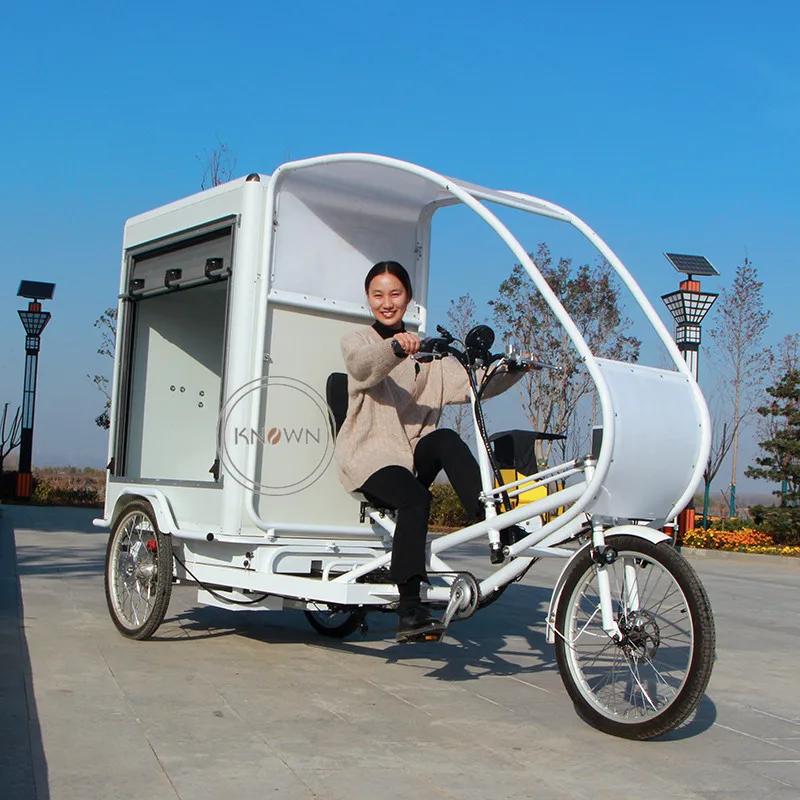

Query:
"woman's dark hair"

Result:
[[364, 260, 413, 299]]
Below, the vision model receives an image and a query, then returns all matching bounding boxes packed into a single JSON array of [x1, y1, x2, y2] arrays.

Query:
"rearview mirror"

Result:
[[465, 325, 495, 363]]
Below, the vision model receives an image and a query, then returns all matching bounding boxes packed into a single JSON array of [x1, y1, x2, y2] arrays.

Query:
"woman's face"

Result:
[[367, 272, 410, 329]]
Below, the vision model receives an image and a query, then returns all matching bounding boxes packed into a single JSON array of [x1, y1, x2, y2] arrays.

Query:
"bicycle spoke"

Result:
[[561, 547, 695, 724], [109, 514, 159, 629]]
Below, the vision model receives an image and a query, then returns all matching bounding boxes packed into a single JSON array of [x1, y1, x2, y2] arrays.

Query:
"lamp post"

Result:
[[15, 280, 56, 499], [661, 254, 718, 535]]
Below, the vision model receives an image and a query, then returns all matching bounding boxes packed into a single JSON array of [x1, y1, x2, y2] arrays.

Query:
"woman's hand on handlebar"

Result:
[[393, 332, 421, 355]]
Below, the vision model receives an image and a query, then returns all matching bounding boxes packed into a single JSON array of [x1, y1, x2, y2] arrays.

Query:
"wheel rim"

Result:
[[561, 551, 694, 724], [109, 513, 161, 630]]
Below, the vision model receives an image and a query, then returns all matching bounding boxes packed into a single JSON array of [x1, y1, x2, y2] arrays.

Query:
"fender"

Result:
[[99, 487, 179, 535], [545, 525, 670, 644]]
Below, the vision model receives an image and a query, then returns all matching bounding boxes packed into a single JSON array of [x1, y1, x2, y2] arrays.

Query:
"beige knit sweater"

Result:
[[334, 325, 524, 492]]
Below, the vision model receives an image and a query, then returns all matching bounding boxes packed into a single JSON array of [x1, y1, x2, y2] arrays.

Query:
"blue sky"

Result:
[[1, 1, 797, 500]]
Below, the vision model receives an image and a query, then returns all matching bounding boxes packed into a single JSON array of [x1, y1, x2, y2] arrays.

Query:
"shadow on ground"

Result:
[[5, 505, 102, 534], [0, 512, 50, 800], [15, 543, 106, 580], [163, 583, 555, 680], [6, 506, 107, 579], [165, 582, 716, 739]]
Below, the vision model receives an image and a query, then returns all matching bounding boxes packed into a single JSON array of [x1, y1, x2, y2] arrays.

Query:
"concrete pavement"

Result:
[[2, 504, 799, 799]]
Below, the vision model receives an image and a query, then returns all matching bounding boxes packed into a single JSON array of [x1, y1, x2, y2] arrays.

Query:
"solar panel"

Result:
[[17, 280, 56, 300], [663, 253, 719, 278]]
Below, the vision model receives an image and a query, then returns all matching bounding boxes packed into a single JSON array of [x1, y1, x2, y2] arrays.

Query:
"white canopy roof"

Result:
[[273, 154, 572, 222]]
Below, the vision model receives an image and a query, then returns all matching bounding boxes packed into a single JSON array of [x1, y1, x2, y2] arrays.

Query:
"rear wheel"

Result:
[[554, 535, 715, 739], [105, 501, 173, 640], [304, 607, 365, 638]]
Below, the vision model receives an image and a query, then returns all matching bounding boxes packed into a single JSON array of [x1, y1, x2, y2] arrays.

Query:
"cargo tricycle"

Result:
[[97, 154, 715, 739]]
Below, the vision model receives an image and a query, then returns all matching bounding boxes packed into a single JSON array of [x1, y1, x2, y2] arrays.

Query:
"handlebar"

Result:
[[412, 341, 452, 362], [412, 326, 457, 361], [417, 336, 452, 355], [506, 354, 560, 372], [412, 339, 560, 371]]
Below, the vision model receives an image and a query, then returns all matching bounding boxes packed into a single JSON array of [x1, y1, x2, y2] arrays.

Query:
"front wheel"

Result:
[[105, 501, 174, 640], [554, 535, 715, 740]]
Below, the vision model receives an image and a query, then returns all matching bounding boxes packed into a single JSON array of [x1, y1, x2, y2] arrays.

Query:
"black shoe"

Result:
[[396, 606, 445, 643]]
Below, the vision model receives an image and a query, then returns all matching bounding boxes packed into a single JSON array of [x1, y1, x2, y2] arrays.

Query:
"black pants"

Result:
[[359, 428, 483, 586]]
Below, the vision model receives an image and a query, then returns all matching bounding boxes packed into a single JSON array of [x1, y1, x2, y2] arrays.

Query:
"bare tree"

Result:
[[490, 243, 640, 464], [0, 403, 22, 472], [700, 415, 737, 528], [700, 381, 745, 527], [766, 333, 800, 381], [440, 294, 479, 443], [197, 138, 237, 189], [706, 258, 771, 515], [88, 307, 117, 429]]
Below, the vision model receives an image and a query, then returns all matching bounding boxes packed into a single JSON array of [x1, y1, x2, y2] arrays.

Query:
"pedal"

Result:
[[396, 624, 446, 644]]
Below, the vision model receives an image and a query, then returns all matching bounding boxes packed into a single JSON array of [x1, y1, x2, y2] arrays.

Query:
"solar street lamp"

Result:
[[661, 254, 719, 381], [15, 280, 56, 499], [661, 255, 719, 536]]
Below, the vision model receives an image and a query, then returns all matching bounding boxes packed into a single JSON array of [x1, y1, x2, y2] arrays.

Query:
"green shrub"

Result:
[[749, 505, 800, 546], [429, 483, 471, 527], [704, 516, 751, 532], [31, 478, 53, 504]]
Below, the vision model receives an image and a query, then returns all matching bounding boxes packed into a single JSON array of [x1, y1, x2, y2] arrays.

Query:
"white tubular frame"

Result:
[[143, 152, 710, 611]]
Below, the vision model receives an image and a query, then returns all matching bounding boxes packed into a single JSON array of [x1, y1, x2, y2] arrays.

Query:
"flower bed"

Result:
[[679, 527, 800, 557]]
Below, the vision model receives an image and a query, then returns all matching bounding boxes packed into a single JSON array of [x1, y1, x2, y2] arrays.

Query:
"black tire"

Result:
[[105, 500, 173, 640], [553, 535, 715, 740], [304, 607, 365, 638]]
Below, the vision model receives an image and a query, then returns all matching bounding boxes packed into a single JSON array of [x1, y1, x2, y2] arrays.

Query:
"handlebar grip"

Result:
[[418, 337, 450, 354]]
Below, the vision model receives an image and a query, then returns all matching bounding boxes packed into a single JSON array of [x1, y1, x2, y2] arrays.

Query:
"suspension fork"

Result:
[[592, 523, 623, 641]]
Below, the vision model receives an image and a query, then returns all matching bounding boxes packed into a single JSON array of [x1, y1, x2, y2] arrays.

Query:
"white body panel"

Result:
[[584, 359, 704, 524]]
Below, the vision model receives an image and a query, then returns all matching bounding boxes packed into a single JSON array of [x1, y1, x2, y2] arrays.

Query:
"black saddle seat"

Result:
[[326, 372, 349, 435], [326, 371, 395, 512]]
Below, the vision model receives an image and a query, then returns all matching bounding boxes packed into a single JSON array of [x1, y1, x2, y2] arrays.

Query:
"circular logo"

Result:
[[217, 376, 336, 496]]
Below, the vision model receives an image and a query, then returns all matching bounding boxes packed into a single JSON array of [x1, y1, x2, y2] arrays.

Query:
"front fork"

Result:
[[591, 523, 625, 641]]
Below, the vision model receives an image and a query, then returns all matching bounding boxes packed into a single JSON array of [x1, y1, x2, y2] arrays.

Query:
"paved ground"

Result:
[[2, 504, 799, 800]]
